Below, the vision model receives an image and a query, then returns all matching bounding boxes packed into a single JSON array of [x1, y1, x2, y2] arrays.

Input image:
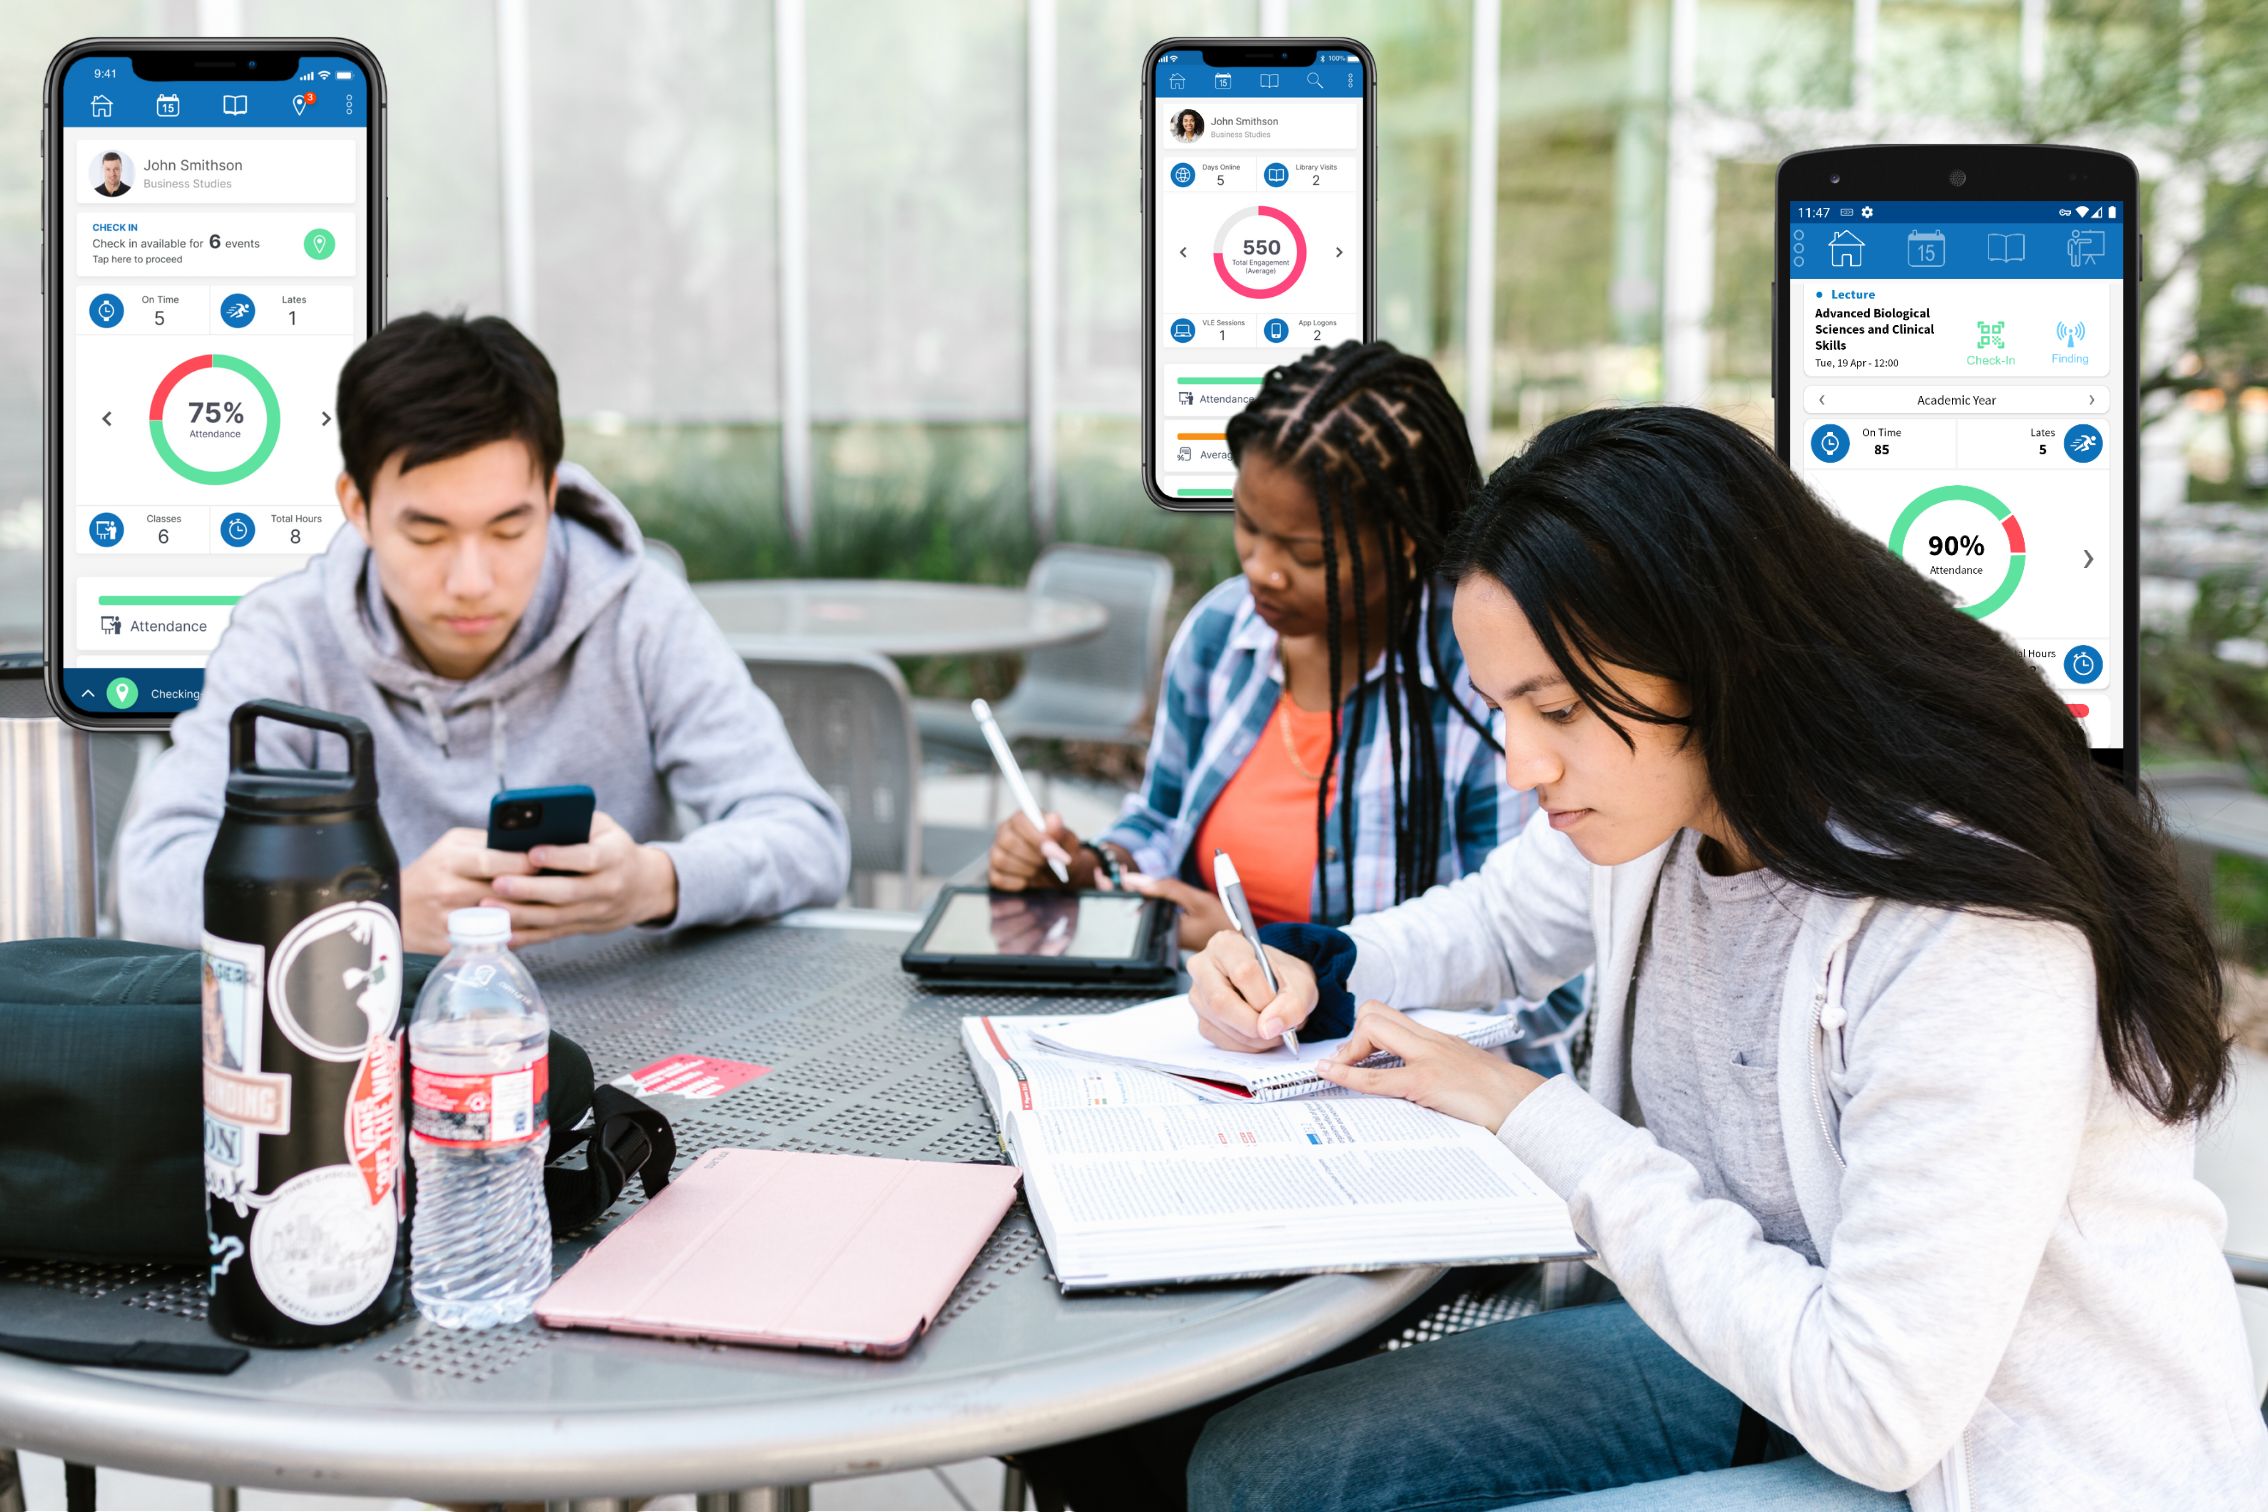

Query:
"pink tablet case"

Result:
[[536, 1148, 1023, 1357]]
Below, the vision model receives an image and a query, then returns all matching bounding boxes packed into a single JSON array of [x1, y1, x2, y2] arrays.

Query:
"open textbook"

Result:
[[962, 1015, 1589, 1292], [1029, 992, 1527, 1102]]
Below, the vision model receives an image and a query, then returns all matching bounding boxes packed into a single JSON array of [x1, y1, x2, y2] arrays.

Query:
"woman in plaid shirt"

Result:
[[989, 340, 1584, 1072]]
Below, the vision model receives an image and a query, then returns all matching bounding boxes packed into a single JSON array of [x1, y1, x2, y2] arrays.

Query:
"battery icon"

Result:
[[2106, 204, 2117, 219], [336, 68, 353, 79]]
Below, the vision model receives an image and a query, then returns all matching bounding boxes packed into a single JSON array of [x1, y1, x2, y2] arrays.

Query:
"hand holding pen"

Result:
[[976, 698, 1128, 892]]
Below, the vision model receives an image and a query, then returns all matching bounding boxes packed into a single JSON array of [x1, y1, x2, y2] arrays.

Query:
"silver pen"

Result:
[[1213, 849, 1298, 1055]]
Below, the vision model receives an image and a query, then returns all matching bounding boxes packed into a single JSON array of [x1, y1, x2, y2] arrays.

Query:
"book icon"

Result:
[[1987, 232, 2027, 264]]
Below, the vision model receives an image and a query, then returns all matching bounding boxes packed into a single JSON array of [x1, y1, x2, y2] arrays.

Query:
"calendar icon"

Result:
[[1906, 229, 1947, 268], [154, 92, 181, 117]]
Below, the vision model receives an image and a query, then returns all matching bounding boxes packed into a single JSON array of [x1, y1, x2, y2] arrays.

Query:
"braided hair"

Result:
[[1223, 339, 1499, 922]]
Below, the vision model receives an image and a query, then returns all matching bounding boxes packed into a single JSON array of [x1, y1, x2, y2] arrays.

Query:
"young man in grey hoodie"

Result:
[[120, 313, 850, 953]]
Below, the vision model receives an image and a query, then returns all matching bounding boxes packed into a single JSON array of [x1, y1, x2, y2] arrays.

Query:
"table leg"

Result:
[[0, 1447, 23, 1512], [1000, 1462, 1031, 1509], [210, 1487, 239, 1512], [694, 1491, 811, 1512]]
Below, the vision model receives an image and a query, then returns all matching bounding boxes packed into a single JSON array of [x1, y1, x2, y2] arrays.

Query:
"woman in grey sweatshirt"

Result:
[[1182, 408, 2268, 1509]]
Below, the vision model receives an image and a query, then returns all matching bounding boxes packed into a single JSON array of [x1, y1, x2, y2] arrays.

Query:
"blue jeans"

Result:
[[1186, 1300, 1909, 1511]]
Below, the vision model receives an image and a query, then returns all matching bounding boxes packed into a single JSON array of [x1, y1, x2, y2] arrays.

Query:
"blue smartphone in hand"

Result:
[[488, 785, 595, 868]]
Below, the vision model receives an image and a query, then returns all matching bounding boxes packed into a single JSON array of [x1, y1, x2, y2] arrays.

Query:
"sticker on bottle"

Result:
[[249, 1163, 398, 1326], [344, 1029, 404, 1211], [269, 901, 402, 1064], [201, 932, 287, 1210], [412, 1055, 550, 1149]]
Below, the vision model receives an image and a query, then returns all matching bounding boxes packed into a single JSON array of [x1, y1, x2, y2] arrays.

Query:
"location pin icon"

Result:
[[304, 227, 334, 260]]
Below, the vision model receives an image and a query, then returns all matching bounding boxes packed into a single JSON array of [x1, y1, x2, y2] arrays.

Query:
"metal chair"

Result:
[[916, 544, 1176, 772], [742, 648, 922, 908]]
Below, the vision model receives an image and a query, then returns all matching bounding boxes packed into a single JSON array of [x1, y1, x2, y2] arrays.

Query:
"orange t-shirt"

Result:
[[1193, 695, 1340, 925]]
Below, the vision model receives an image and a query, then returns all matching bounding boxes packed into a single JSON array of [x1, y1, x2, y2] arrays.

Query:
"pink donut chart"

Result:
[[1213, 204, 1308, 299]]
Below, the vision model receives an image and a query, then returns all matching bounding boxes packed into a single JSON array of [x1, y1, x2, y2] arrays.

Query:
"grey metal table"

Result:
[[0, 911, 1436, 1506], [690, 580, 1107, 659]]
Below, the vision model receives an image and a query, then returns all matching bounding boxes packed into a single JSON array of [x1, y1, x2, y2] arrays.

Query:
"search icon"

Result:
[[1306, 69, 1323, 88]]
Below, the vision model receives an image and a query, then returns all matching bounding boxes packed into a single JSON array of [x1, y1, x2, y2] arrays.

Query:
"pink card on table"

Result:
[[536, 1148, 1022, 1358]]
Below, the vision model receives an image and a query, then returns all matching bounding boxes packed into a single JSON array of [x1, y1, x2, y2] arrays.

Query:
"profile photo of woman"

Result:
[[1172, 108, 1204, 141]]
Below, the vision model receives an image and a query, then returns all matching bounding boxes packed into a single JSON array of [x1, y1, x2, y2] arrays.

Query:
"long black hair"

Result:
[[1225, 340, 1498, 920], [1443, 405, 2229, 1124]]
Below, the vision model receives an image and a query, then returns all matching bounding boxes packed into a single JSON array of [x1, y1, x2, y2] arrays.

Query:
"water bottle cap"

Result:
[[447, 906, 511, 943]]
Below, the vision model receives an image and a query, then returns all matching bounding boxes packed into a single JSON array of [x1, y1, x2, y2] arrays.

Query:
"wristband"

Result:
[[1256, 922, 1359, 1040], [1080, 839, 1124, 888]]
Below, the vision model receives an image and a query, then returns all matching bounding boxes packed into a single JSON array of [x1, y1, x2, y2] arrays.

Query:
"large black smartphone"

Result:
[[1774, 145, 2140, 790], [1141, 38, 1375, 511], [43, 39, 385, 729]]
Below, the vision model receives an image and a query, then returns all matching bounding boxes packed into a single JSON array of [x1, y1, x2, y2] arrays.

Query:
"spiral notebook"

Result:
[[1028, 993, 1526, 1103]]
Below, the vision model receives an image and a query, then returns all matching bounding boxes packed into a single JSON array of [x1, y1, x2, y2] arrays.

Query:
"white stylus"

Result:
[[1214, 850, 1298, 1056], [973, 698, 1070, 884]]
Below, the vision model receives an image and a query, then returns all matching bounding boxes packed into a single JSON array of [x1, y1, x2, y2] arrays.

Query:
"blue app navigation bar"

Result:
[[64, 56, 368, 129]]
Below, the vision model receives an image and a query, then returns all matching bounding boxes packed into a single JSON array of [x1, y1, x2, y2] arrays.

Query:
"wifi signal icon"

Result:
[[317, 69, 332, 80], [2057, 320, 2088, 349]]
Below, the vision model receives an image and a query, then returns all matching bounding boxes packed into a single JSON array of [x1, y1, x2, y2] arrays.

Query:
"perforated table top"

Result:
[[0, 911, 1435, 1501]]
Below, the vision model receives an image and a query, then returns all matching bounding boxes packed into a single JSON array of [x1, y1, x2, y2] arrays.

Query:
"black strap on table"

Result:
[[0, 1331, 248, 1374], [543, 1083, 677, 1235]]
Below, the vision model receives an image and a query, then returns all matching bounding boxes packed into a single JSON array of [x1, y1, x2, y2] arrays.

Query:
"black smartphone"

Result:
[[488, 786, 597, 861], [43, 39, 385, 730], [1141, 38, 1375, 511], [1774, 145, 2140, 790]]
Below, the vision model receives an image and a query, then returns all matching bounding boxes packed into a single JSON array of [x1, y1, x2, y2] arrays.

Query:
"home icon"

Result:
[[89, 94, 112, 118], [1829, 229, 1865, 269]]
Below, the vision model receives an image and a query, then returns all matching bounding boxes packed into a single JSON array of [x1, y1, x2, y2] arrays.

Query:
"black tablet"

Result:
[[901, 887, 1178, 991]]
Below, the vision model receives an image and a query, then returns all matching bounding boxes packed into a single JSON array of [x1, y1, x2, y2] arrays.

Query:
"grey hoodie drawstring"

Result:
[[414, 687, 450, 756], [412, 685, 506, 792]]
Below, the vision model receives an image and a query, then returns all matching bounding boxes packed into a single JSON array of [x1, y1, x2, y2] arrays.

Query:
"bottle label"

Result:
[[412, 1055, 550, 1149], [249, 1163, 399, 1326], [201, 931, 286, 1212]]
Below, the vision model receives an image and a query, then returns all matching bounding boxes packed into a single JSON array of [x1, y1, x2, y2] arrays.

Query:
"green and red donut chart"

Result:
[[1888, 482, 2025, 619], [1213, 204, 1308, 299], [149, 352, 281, 485]]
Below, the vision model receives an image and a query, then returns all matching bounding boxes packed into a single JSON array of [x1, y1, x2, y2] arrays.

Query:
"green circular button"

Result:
[[105, 676, 139, 710], [303, 227, 335, 260]]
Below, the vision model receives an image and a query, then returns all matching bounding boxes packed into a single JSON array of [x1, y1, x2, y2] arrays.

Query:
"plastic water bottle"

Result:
[[409, 907, 551, 1328]]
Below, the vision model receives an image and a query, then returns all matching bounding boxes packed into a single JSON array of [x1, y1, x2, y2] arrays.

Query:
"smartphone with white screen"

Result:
[[1142, 38, 1374, 510], [1775, 145, 2139, 788], [44, 39, 384, 728]]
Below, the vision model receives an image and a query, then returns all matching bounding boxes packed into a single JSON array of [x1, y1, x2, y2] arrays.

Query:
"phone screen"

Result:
[[1147, 47, 1369, 506], [1785, 198, 2128, 758], [52, 51, 376, 722]]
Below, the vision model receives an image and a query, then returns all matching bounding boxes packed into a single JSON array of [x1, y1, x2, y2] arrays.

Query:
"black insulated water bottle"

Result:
[[200, 700, 408, 1346]]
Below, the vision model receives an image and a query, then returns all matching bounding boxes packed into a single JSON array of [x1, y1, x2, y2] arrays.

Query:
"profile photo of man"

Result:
[[94, 151, 130, 197], [1171, 108, 1204, 141]]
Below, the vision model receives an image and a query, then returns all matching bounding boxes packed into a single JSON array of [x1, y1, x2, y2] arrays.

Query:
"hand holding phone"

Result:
[[480, 810, 680, 948]]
